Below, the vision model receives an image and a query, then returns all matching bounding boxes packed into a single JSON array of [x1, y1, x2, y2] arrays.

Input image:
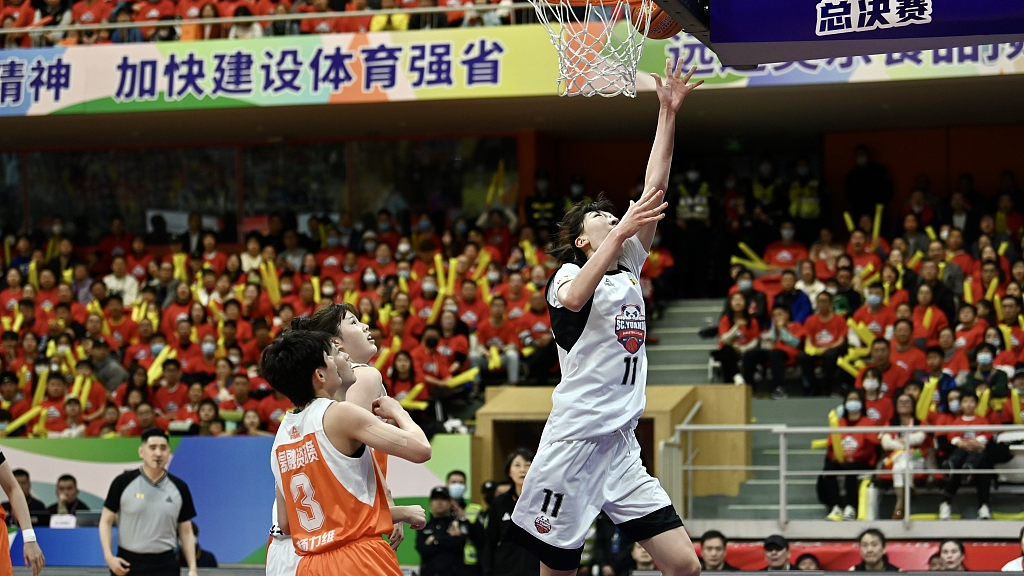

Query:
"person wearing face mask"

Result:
[[369, 243, 398, 279], [728, 269, 769, 329], [562, 175, 592, 215], [964, 342, 1009, 399], [476, 207, 518, 262], [854, 339, 909, 400], [880, 394, 927, 520], [856, 366, 894, 424], [853, 283, 895, 341], [417, 486, 472, 576], [844, 145, 893, 228], [820, 389, 878, 521], [763, 222, 808, 272], [375, 209, 402, 250], [939, 391, 1000, 520], [788, 159, 827, 245], [316, 228, 348, 277]]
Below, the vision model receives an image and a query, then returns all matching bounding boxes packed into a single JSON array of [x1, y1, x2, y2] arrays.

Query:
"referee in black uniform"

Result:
[[99, 428, 199, 576]]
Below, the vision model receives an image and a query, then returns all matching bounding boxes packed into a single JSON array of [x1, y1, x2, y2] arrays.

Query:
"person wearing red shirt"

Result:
[[849, 230, 884, 278], [125, 329, 162, 371], [763, 222, 808, 270], [218, 374, 259, 413], [204, 358, 236, 403], [937, 327, 970, 382], [857, 366, 894, 425], [38, 373, 69, 433], [519, 291, 557, 387], [798, 291, 847, 396], [152, 359, 189, 417], [890, 319, 927, 378], [412, 277, 440, 326], [438, 309, 470, 375], [477, 208, 515, 262], [56, 283, 88, 326], [300, 0, 342, 33], [820, 389, 879, 520], [16, 300, 47, 340], [172, 383, 205, 425], [852, 284, 895, 340], [199, 232, 228, 276], [997, 295, 1024, 355], [0, 269, 24, 319], [258, 390, 292, 433], [316, 231, 348, 278], [911, 284, 948, 348], [470, 296, 521, 385], [0, 372, 30, 423], [125, 237, 153, 287], [281, 281, 318, 319], [854, 339, 910, 400], [366, 243, 398, 280], [34, 269, 59, 321], [86, 405, 121, 437], [968, 259, 1006, 305], [223, 300, 254, 342], [954, 303, 986, 352], [411, 326, 451, 387], [0, 0, 35, 47], [945, 229, 975, 280], [241, 319, 272, 365], [380, 316, 417, 354], [457, 279, 489, 333], [104, 295, 139, 351], [939, 391, 998, 520], [161, 284, 193, 339], [742, 307, 803, 398], [496, 271, 530, 323], [183, 334, 219, 384], [384, 351, 421, 402], [714, 291, 761, 385], [116, 401, 169, 437], [134, 0, 177, 38]]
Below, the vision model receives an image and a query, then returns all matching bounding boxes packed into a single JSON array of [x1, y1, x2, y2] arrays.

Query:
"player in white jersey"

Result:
[[506, 60, 702, 576]]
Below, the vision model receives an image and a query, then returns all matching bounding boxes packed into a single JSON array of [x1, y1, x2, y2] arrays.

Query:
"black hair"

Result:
[[549, 194, 617, 265], [925, 345, 944, 357], [794, 553, 819, 568], [140, 427, 168, 443], [56, 473, 76, 485], [976, 342, 996, 357], [446, 470, 467, 482], [872, 337, 890, 349], [12, 469, 29, 479], [846, 388, 866, 404], [939, 539, 965, 556], [858, 528, 886, 547], [960, 391, 978, 403], [701, 530, 727, 546], [893, 318, 913, 332], [259, 330, 333, 407], [290, 303, 357, 338], [163, 358, 181, 370], [503, 448, 535, 478]]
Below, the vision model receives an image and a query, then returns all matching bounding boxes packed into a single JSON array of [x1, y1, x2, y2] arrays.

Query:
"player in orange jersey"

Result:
[[263, 331, 430, 576]]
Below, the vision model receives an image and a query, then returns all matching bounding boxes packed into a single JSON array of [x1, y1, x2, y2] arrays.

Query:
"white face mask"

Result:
[[397, 242, 411, 254], [862, 379, 880, 392], [321, 286, 336, 297]]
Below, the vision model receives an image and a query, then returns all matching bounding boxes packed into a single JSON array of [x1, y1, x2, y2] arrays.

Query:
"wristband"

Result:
[[22, 528, 36, 543]]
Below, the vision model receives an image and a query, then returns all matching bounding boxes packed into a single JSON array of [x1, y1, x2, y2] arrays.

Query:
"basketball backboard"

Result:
[[655, 0, 1024, 67]]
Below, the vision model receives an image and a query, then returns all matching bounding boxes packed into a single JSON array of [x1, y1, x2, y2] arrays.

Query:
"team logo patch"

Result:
[[534, 515, 552, 534], [614, 304, 646, 354]]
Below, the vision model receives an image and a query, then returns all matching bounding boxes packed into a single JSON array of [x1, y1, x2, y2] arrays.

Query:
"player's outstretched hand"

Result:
[[652, 60, 703, 114], [372, 396, 407, 421], [616, 187, 667, 239]]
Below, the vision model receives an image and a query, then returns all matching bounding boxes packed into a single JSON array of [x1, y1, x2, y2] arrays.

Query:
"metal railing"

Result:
[[0, 1, 539, 38], [661, 422, 1024, 529]]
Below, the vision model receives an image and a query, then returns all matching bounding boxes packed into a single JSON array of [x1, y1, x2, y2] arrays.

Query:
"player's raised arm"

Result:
[[639, 60, 703, 251], [324, 397, 432, 463]]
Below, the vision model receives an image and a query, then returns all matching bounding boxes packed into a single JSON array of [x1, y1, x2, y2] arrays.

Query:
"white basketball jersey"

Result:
[[542, 236, 649, 444]]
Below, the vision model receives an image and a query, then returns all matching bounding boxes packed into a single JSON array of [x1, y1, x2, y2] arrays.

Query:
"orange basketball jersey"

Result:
[[271, 398, 394, 557]]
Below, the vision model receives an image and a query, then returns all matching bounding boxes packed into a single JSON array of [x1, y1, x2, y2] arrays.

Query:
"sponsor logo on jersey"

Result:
[[289, 426, 300, 440], [534, 515, 552, 534], [614, 304, 646, 354]]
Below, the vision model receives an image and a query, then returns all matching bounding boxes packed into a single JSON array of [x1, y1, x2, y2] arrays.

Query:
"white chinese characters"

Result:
[[816, 0, 932, 37]]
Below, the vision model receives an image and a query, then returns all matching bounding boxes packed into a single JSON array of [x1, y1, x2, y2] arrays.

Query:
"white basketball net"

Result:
[[528, 0, 655, 97]]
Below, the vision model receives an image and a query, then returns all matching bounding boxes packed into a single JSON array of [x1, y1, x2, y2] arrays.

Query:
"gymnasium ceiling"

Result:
[[1, 72, 1023, 151]]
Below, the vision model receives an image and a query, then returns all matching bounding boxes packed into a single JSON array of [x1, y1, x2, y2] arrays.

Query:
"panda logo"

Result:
[[614, 304, 646, 354]]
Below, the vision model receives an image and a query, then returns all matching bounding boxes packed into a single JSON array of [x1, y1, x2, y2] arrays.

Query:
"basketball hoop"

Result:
[[528, 0, 655, 97]]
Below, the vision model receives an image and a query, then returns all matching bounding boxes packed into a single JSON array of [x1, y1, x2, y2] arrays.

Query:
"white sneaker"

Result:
[[978, 504, 991, 520], [843, 505, 856, 520], [771, 386, 788, 399], [939, 501, 952, 520], [733, 374, 746, 385], [827, 506, 843, 521]]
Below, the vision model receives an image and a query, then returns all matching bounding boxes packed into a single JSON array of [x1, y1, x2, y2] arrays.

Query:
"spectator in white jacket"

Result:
[[103, 256, 140, 305]]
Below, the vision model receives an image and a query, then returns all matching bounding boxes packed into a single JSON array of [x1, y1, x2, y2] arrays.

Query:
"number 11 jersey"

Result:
[[543, 236, 649, 445]]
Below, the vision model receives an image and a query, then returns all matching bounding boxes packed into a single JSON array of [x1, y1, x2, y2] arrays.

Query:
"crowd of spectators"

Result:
[[0, 180, 679, 439], [711, 151, 1024, 522], [0, 0, 517, 47]]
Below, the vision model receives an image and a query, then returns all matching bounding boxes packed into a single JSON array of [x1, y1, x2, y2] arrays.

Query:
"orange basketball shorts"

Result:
[[296, 536, 401, 576]]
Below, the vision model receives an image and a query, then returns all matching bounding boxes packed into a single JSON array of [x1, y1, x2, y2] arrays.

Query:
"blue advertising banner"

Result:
[[706, 0, 1024, 66]]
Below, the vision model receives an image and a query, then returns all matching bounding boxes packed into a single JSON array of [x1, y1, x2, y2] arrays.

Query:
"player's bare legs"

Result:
[[638, 526, 701, 576]]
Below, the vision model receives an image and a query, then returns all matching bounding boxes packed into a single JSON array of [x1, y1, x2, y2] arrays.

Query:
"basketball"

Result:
[[631, 3, 682, 40]]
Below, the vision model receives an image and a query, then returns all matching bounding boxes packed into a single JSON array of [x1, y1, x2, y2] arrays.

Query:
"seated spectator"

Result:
[[730, 268, 769, 328], [833, 266, 861, 316], [851, 528, 899, 571], [911, 283, 948, 348], [798, 291, 847, 396], [518, 291, 556, 386], [998, 294, 1024, 355], [927, 552, 943, 571], [714, 292, 759, 385], [104, 256, 140, 307], [470, 296, 520, 386], [795, 260, 825, 309], [855, 338, 910, 399], [890, 318, 927, 377], [258, 389, 292, 433], [880, 393, 925, 520], [220, 373, 258, 413], [699, 530, 737, 571], [742, 306, 802, 399], [794, 553, 820, 571], [954, 303, 986, 352], [39, 373, 70, 433], [773, 270, 812, 324], [852, 283, 894, 341], [939, 391, 997, 520], [820, 389, 877, 521], [858, 367, 893, 424], [2, 469, 46, 525], [153, 358, 189, 417], [762, 535, 794, 571], [50, 397, 86, 438], [46, 474, 90, 515], [937, 540, 967, 571], [235, 408, 272, 436], [87, 404, 120, 437], [964, 343, 1008, 398]]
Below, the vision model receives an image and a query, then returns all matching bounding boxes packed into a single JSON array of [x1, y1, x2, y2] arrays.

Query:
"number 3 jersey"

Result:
[[270, 397, 393, 556], [543, 235, 649, 444]]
